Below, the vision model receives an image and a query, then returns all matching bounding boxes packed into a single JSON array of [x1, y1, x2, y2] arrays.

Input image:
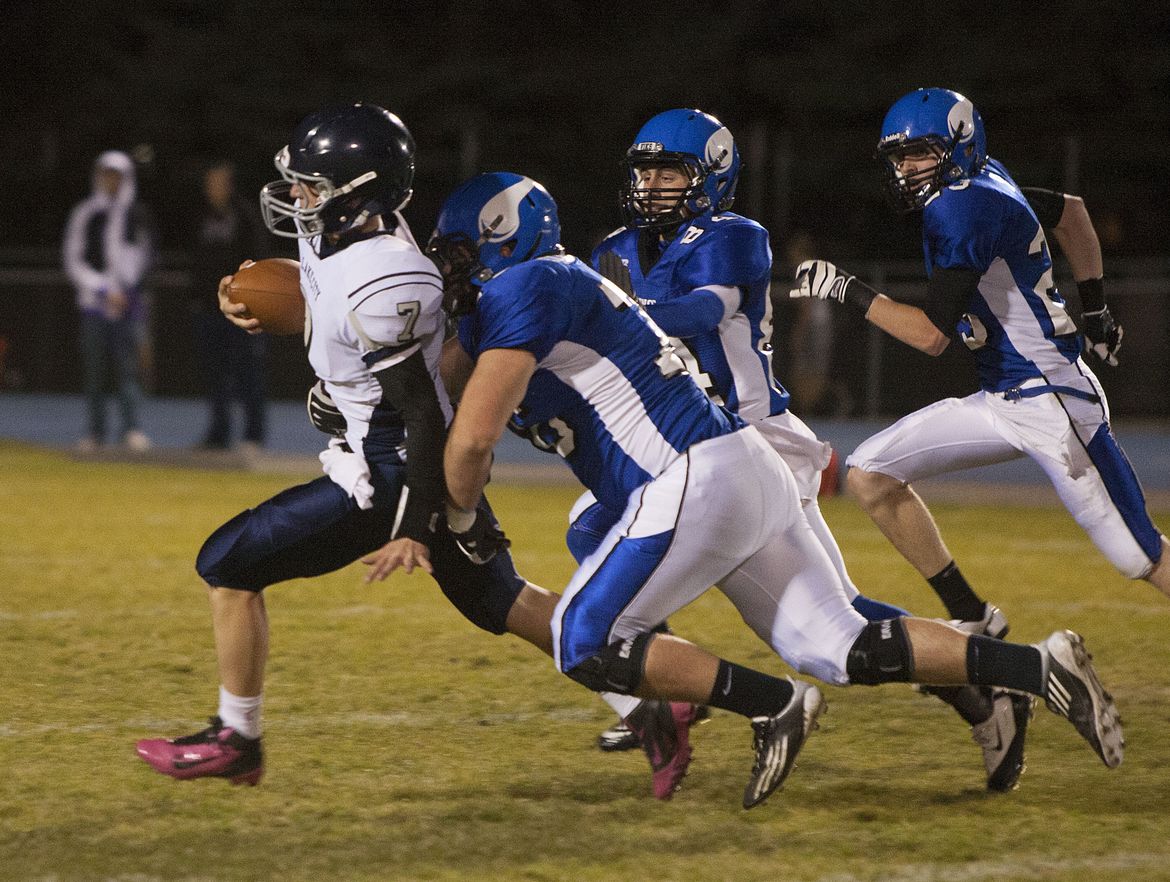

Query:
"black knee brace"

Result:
[[846, 618, 914, 685], [566, 633, 653, 694]]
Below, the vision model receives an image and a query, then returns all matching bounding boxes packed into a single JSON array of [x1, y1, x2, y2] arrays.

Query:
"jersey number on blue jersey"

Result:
[[596, 277, 688, 380], [1027, 227, 1077, 336]]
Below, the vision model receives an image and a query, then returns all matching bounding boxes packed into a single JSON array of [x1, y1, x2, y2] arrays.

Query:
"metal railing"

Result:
[[2, 251, 1167, 417]]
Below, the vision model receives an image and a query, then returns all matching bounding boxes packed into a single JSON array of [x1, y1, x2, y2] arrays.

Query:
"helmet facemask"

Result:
[[875, 123, 972, 213], [426, 231, 493, 316], [620, 154, 709, 231], [260, 146, 384, 238]]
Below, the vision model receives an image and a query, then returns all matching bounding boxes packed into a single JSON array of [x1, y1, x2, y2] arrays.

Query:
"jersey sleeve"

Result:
[[641, 288, 729, 337], [343, 250, 446, 370], [923, 187, 1003, 274], [474, 261, 570, 362]]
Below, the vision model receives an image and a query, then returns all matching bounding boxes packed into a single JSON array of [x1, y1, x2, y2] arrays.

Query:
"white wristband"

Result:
[[445, 505, 477, 534]]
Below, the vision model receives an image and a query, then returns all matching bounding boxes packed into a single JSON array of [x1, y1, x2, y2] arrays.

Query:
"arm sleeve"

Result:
[[1020, 187, 1067, 230], [641, 285, 735, 336], [923, 267, 983, 336], [372, 349, 448, 543]]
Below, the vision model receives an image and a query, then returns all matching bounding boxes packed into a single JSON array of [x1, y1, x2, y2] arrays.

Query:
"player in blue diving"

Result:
[[789, 88, 1169, 632], [569, 108, 1030, 792], [432, 170, 1124, 809], [133, 105, 652, 789]]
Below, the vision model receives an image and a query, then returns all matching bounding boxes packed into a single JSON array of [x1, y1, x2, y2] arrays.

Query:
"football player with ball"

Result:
[[134, 104, 653, 791]]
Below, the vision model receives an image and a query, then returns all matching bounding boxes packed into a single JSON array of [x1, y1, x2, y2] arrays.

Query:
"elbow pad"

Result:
[[925, 267, 983, 336]]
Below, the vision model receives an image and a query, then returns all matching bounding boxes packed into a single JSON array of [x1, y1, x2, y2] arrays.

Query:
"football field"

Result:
[[3, 440, 1169, 882]]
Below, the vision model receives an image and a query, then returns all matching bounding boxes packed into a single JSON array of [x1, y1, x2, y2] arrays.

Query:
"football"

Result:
[[226, 258, 305, 335]]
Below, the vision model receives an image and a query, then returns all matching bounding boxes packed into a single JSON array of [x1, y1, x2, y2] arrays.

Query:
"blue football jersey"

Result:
[[923, 158, 1081, 391], [458, 254, 743, 511], [591, 212, 790, 421]]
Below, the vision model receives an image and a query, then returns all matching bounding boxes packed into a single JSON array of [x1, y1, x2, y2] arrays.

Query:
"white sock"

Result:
[[600, 692, 642, 720], [218, 686, 263, 739]]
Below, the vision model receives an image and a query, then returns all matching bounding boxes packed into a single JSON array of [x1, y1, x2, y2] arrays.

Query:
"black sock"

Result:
[[706, 660, 795, 718], [966, 636, 1044, 696], [927, 561, 985, 621]]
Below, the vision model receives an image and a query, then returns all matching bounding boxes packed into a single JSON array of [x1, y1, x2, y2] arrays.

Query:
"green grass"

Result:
[[2, 440, 1169, 882]]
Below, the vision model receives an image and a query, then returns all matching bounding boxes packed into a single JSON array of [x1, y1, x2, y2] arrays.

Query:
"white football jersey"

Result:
[[297, 212, 452, 464]]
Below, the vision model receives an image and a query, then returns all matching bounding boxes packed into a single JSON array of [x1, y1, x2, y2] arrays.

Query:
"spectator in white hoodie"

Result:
[[62, 151, 155, 451]]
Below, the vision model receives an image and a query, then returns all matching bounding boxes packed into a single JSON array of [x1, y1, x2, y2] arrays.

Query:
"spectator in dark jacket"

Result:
[[190, 161, 270, 450]]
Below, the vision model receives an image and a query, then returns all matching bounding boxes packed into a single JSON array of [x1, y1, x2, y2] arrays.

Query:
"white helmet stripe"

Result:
[[479, 177, 536, 243]]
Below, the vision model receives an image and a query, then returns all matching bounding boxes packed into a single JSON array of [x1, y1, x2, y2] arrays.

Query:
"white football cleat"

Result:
[[950, 602, 1009, 639], [971, 689, 1034, 791], [742, 679, 825, 809], [1038, 630, 1124, 768]]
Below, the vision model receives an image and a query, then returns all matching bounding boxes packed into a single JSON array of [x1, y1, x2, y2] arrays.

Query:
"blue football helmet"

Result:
[[427, 172, 562, 315], [620, 108, 741, 230], [260, 103, 415, 238], [875, 88, 987, 212]]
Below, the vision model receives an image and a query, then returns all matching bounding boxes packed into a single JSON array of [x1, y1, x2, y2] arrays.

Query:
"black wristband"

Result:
[[843, 277, 878, 313], [396, 494, 442, 544], [1077, 277, 1105, 313]]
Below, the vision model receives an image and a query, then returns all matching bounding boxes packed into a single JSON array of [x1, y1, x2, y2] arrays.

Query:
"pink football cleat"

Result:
[[136, 717, 263, 785], [625, 700, 698, 800]]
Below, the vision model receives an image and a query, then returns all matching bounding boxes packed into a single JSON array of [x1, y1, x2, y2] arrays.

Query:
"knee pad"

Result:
[[565, 633, 653, 695], [846, 618, 914, 685]]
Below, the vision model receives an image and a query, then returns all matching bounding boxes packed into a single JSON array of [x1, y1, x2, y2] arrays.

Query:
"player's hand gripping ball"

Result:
[[226, 258, 304, 335]]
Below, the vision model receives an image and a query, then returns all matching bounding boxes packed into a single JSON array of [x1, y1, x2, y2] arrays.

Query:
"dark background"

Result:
[[2, 0, 1168, 414]]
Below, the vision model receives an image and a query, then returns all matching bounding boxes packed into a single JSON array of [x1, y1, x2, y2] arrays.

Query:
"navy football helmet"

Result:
[[620, 108, 740, 230], [260, 103, 415, 238], [875, 88, 987, 212], [427, 172, 562, 315]]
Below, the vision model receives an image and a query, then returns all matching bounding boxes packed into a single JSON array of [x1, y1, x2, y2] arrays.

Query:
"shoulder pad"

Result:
[[677, 216, 771, 286], [345, 249, 444, 318], [340, 248, 445, 355]]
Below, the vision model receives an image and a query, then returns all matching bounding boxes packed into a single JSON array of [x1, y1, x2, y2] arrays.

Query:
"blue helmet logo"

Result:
[[621, 108, 741, 230], [875, 88, 987, 212]]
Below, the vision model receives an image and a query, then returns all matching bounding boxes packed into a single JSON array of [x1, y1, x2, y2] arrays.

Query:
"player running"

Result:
[[133, 104, 642, 788], [560, 108, 1028, 792], [432, 170, 1124, 808], [789, 88, 1169, 624]]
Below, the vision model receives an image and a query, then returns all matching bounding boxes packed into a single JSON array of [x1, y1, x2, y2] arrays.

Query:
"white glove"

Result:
[[789, 259, 855, 303], [319, 438, 375, 510]]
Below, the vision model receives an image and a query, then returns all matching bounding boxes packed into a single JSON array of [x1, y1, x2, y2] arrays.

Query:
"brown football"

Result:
[[226, 258, 304, 335]]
